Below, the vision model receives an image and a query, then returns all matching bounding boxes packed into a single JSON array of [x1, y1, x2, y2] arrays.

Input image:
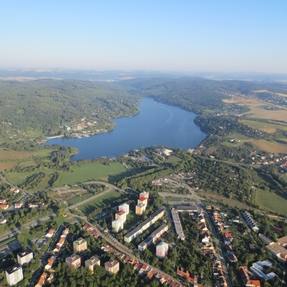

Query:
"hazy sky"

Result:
[[1, 0, 287, 73]]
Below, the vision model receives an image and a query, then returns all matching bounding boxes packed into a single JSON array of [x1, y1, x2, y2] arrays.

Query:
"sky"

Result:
[[0, 0, 287, 73]]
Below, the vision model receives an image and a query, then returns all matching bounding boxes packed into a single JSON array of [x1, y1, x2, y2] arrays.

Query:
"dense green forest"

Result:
[[0, 79, 138, 141], [124, 77, 287, 114]]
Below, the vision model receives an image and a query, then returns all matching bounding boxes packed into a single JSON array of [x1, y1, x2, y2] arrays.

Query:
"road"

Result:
[[205, 210, 233, 287], [69, 212, 184, 287]]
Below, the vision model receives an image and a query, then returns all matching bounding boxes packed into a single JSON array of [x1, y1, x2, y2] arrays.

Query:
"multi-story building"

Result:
[[124, 208, 165, 243], [66, 254, 82, 269], [171, 208, 185, 241], [135, 192, 149, 215], [112, 218, 124, 233], [138, 224, 169, 251], [115, 210, 127, 222], [105, 260, 120, 274], [118, 203, 129, 214], [156, 241, 169, 258], [5, 265, 23, 286], [17, 250, 33, 265], [242, 211, 259, 232], [73, 238, 88, 253], [135, 203, 146, 215], [85, 256, 100, 273], [112, 203, 130, 233], [267, 236, 287, 262]]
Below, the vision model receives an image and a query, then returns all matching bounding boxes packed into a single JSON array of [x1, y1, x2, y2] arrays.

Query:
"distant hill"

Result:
[[0, 79, 138, 142]]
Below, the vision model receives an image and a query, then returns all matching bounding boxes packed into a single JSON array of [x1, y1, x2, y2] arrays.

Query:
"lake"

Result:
[[47, 98, 206, 160]]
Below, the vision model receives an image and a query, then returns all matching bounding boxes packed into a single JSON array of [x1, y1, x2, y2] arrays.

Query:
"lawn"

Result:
[[254, 189, 287, 215], [55, 161, 126, 186]]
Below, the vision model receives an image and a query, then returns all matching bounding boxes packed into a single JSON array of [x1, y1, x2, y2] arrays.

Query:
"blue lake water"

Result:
[[47, 98, 206, 160]]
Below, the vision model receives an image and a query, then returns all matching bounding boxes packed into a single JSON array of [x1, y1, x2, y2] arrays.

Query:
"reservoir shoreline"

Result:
[[47, 98, 206, 161]]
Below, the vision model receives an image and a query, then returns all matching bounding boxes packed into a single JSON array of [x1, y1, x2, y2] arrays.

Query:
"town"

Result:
[[0, 171, 286, 287]]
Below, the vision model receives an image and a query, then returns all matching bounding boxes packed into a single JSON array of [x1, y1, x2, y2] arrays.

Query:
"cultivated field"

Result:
[[250, 139, 287, 153], [224, 96, 287, 122], [240, 119, 287, 134], [0, 148, 50, 171]]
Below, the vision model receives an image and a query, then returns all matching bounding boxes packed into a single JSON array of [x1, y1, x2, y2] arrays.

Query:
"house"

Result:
[[45, 256, 56, 270], [45, 228, 55, 238], [0, 213, 7, 224], [14, 202, 23, 209], [35, 272, 48, 287], [0, 199, 9, 210], [10, 187, 20, 194]]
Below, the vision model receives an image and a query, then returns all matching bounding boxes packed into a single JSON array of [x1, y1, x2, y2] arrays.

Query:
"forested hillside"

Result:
[[124, 77, 287, 114], [0, 79, 138, 141]]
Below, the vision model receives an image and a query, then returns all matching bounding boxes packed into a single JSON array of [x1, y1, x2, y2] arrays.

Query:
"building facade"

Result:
[[5, 265, 23, 286], [73, 238, 88, 253], [17, 250, 33, 265]]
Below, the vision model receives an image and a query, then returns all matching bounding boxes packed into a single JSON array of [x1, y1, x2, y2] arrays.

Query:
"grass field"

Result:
[[79, 190, 121, 213], [55, 161, 126, 186], [198, 191, 251, 210], [254, 189, 287, 215]]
